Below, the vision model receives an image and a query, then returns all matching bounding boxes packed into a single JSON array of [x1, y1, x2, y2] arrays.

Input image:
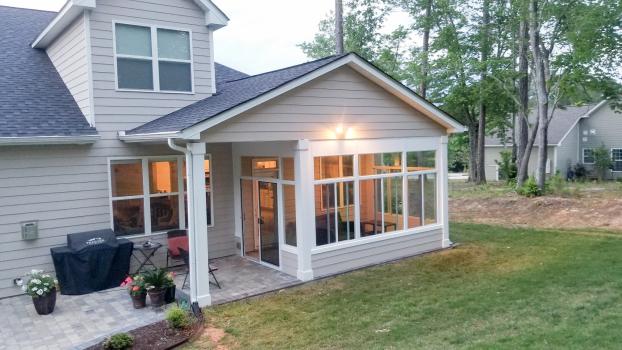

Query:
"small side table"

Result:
[[132, 241, 163, 274]]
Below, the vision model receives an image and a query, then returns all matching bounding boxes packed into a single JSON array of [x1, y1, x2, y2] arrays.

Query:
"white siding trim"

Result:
[[84, 10, 96, 127], [0, 135, 99, 146]]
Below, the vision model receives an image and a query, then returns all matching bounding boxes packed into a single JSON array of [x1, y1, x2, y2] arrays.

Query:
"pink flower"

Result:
[[120, 276, 133, 287]]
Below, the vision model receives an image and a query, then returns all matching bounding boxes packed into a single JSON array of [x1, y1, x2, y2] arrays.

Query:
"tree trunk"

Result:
[[515, 13, 530, 187], [529, 0, 549, 191], [468, 124, 479, 182], [335, 0, 344, 55], [476, 0, 490, 185], [419, 0, 432, 98]]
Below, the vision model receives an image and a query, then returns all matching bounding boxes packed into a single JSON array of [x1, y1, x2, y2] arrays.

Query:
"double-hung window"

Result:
[[612, 149, 622, 172], [583, 148, 595, 164], [114, 23, 193, 92], [110, 156, 212, 236]]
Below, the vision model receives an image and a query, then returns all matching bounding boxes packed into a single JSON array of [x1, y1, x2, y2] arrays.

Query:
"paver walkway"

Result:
[[1, 255, 301, 349], [0, 287, 167, 350]]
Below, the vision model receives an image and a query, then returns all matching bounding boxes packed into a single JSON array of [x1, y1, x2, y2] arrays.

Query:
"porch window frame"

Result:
[[310, 139, 441, 249], [108, 154, 213, 237], [112, 20, 195, 94]]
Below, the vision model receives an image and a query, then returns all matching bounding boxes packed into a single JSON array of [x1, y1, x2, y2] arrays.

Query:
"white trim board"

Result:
[[0, 134, 100, 146], [32, 0, 228, 49]]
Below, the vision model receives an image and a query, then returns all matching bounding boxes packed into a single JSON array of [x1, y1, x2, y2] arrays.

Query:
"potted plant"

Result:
[[164, 271, 176, 304], [143, 269, 168, 307], [23, 270, 58, 315], [121, 275, 146, 309]]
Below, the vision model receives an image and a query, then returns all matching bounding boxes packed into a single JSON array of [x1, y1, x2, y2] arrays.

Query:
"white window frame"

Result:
[[112, 21, 195, 94], [108, 155, 213, 238], [312, 149, 438, 247], [611, 148, 622, 172], [583, 148, 595, 164]]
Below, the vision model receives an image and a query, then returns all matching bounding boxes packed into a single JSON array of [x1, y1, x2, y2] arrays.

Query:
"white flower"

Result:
[[43, 274, 50, 278], [53, 279, 58, 284], [21, 286, 27, 292], [44, 283, 49, 286], [43, 288, 48, 292], [36, 289, 43, 296], [31, 269, 42, 275], [31, 279, 41, 284], [31, 287, 38, 291]]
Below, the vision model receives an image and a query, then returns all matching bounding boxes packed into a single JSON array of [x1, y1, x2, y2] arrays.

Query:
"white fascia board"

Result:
[[180, 54, 466, 139], [0, 135, 99, 146], [193, 0, 229, 29], [118, 130, 185, 143], [32, 0, 96, 49], [346, 55, 466, 133]]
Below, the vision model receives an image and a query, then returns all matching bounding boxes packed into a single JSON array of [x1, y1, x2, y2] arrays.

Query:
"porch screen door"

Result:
[[258, 181, 279, 266]]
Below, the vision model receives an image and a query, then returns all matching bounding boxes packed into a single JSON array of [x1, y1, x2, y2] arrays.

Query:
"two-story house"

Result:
[[0, 0, 465, 306], [485, 101, 622, 181]]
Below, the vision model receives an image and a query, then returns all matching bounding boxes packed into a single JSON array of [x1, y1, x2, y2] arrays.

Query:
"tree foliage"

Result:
[[301, 0, 622, 188]]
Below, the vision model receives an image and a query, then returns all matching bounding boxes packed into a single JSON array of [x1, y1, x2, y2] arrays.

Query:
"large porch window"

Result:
[[313, 150, 437, 247], [109, 155, 212, 236]]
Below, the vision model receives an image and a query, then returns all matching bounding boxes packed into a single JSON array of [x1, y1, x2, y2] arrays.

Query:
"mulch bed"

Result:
[[86, 319, 202, 350]]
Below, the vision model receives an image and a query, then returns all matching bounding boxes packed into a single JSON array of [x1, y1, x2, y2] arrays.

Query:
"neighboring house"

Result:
[[0, 1, 465, 305], [484, 101, 622, 181]]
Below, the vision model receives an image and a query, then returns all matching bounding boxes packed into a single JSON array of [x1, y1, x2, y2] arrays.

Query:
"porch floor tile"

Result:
[[175, 255, 302, 305]]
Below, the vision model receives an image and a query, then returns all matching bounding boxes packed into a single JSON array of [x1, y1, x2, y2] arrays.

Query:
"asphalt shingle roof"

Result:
[[0, 6, 98, 138], [127, 54, 348, 135], [486, 104, 595, 146]]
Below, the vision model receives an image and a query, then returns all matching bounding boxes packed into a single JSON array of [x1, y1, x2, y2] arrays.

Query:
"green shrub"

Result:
[[593, 146, 613, 181], [495, 150, 517, 182], [517, 177, 541, 197], [573, 163, 587, 181], [103, 333, 133, 350], [546, 172, 566, 195], [166, 305, 191, 329]]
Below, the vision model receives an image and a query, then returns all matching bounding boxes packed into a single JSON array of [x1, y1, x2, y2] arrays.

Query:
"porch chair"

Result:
[[165, 229, 189, 269], [178, 247, 221, 290]]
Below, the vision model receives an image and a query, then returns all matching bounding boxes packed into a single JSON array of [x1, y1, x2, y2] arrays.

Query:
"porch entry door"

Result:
[[240, 179, 280, 267]]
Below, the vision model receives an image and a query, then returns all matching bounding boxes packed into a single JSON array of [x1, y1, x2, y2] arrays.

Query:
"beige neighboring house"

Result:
[[484, 101, 622, 181], [0, 1, 465, 306]]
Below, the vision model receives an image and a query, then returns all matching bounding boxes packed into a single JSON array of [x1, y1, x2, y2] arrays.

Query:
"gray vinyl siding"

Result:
[[201, 66, 446, 143], [0, 142, 235, 298], [556, 123, 580, 177], [311, 228, 442, 277], [90, 0, 214, 133], [1, 0, 227, 300], [484, 146, 556, 182], [579, 103, 622, 179], [46, 14, 93, 125], [281, 250, 298, 277]]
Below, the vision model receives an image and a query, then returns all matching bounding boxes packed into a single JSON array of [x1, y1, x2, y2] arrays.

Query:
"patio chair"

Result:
[[178, 247, 221, 289], [165, 229, 188, 269]]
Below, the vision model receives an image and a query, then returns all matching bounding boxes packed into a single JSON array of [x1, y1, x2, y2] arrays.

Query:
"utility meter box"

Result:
[[21, 221, 38, 241]]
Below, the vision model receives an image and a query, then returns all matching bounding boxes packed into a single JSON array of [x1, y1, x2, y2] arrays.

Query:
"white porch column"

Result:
[[186, 142, 211, 306], [294, 139, 314, 281], [439, 136, 452, 248]]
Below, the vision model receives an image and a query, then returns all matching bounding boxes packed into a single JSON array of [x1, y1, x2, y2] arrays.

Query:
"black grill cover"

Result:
[[51, 229, 133, 295]]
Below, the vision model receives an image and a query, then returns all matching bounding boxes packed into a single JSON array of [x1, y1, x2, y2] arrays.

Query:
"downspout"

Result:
[[167, 138, 199, 306]]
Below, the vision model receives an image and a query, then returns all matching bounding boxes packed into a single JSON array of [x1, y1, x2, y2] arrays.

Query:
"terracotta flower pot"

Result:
[[164, 286, 176, 304], [32, 288, 56, 315], [148, 288, 166, 307], [131, 292, 147, 309]]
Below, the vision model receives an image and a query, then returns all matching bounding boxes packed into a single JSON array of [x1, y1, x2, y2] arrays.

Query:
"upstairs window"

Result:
[[114, 23, 193, 93]]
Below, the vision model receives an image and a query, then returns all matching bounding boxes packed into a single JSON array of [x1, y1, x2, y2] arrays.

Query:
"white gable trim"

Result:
[[0, 134, 100, 146], [556, 100, 607, 146], [32, 0, 228, 49], [178, 54, 465, 140], [32, 0, 95, 49]]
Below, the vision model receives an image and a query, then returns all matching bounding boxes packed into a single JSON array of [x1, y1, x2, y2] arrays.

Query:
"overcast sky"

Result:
[[0, 0, 353, 74]]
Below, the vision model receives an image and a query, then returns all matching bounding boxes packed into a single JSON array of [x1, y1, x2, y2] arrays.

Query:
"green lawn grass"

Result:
[[189, 223, 622, 349]]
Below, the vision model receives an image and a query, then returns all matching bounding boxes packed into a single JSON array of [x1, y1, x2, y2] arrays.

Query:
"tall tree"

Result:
[[476, 0, 491, 184], [335, 0, 345, 54]]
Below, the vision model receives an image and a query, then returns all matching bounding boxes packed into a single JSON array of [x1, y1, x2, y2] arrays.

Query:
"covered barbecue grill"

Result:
[[51, 229, 133, 295]]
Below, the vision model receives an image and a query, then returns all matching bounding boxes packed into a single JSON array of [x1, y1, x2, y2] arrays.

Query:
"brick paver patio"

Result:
[[1, 256, 301, 349]]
